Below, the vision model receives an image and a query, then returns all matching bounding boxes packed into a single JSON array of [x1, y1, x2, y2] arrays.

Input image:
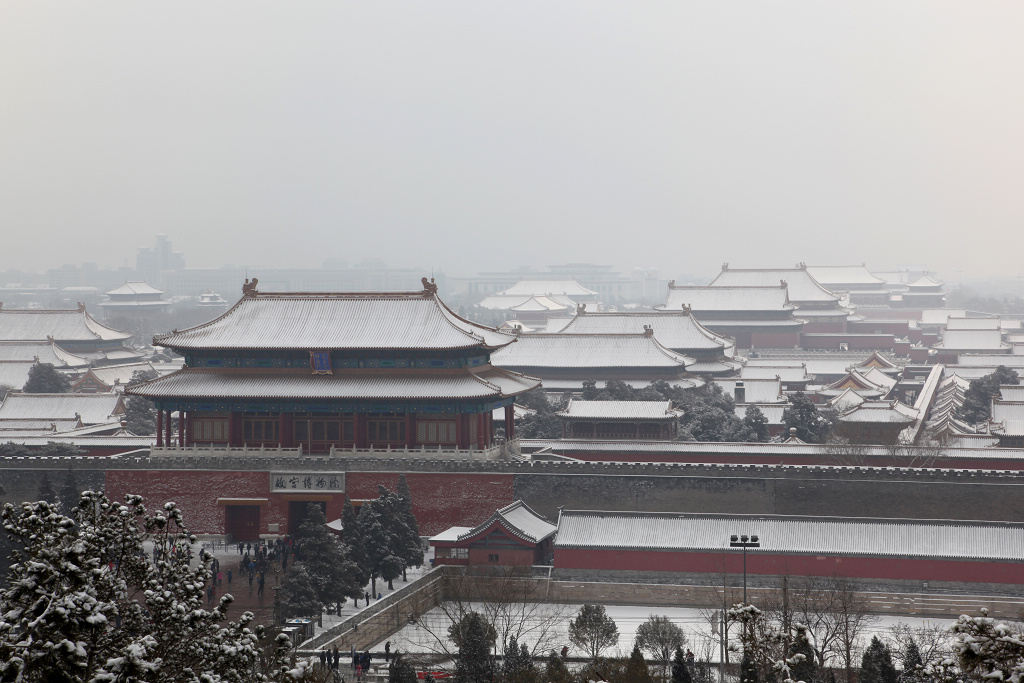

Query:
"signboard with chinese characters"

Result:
[[270, 472, 345, 493], [310, 350, 332, 375]]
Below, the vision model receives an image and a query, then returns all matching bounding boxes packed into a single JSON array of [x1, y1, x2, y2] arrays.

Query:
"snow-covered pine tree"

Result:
[[0, 491, 297, 682], [395, 474, 424, 581]]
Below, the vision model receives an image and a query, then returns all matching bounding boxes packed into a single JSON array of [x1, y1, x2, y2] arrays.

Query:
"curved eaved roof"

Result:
[[490, 333, 694, 369], [154, 287, 515, 351], [558, 311, 733, 353], [0, 308, 131, 342], [709, 266, 840, 304], [658, 285, 794, 313], [457, 500, 557, 545]]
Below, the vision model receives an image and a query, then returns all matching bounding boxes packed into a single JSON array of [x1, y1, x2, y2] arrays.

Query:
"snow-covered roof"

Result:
[[954, 355, 1024, 367], [509, 296, 574, 313], [558, 311, 733, 353], [478, 293, 577, 311], [659, 285, 793, 313], [804, 266, 886, 288], [105, 281, 165, 296], [154, 286, 515, 351], [557, 400, 682, 420], [0, 340, 91, 367], [0, 362, 34, 390], [732, 403, 786, 425], [907, 275, 944, 289], [74, 362, 156, 389], [714, 378, 785, 404], [920, 309, 967, 326], [709, 266, 840, 304], [934, 329, 1010, 352], [945, 317, 1000, 331], [429, 526, 473, 542], [739, 365, 811, 382], [0, 307, 131, 342], [997, 385, 1024, 402], [827, 387, 867, 413], [498, 279, 597, 298], [128, 367, 540, 401], [0, 392, 125, 425], [554, 511, 1024, 561], [837, 400, 918, 424], [457, 500, 556, 545], [491, 333, 694, 369]]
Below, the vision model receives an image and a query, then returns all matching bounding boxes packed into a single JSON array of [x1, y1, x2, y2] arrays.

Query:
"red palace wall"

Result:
[[468, 546, 535, 567], [106, 469, 514, 537], [801, 334, 895, 351], [750, 333, 800, 348], [555, 548, 1024, 585], [800, 321, 847, 334]]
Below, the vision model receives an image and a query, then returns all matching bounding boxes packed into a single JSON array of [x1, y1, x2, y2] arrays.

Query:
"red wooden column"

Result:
[[405, 413, 415, 449], [177, 411, 185, 447], [455, 414, 468, 450], [278, 412, 287, 448], [477, 413, 486, 449], [165, 410, 172, 448], [228, 412, 237, 447], [156, 409, 163, 447], [504, 404, 515, 440], [355, 414, 368, 449]]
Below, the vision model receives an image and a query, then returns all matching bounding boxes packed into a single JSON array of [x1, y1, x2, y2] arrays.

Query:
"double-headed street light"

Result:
[[730, 534, 760, 604]]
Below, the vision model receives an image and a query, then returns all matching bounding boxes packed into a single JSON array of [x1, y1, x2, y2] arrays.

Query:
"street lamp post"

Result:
[[730, 534, 760, 604]]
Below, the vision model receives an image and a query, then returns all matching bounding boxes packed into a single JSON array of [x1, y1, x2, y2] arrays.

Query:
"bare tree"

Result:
[[788, 575, 877, 679], [402, 567, 569, 662]]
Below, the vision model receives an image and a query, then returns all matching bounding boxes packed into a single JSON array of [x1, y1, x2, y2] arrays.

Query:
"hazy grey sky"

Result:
[[2, 2, 1022, 280]]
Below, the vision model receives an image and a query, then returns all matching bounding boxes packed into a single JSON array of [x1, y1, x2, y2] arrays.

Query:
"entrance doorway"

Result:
[[225, 505, 261, 541], [288, 500, 327, 535]]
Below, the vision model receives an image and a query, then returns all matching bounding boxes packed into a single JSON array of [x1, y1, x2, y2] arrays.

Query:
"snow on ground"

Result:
[[382, 602, 957, 661]]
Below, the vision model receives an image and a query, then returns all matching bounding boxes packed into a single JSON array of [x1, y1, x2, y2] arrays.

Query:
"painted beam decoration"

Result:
[[271, 472, 345, 493], [310, 350, 333, 375]]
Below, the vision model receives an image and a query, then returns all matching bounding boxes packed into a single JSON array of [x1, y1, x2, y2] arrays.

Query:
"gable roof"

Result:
[[709, 265, 840, 304], [658, 284, 793, 313], [457, 500, 557, 545], [0, 392, 125, 425], [105, 281, 165, 296], [714, 378, 785, 404], [945, 317, 1000, 331], [72, 362, 156, 390], [0, 307, 131, 342], [154, 285, 515, 351], [934, 329, 1010, 352], [837, 399, 918, 424], [739, 365, 812, 382], [490, 333, 694, 369], [558, 311, 734, 353], [508, 296, 574, 313]]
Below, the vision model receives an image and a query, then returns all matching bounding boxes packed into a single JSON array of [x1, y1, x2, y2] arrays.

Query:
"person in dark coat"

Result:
[[384, 641, 390, 662]]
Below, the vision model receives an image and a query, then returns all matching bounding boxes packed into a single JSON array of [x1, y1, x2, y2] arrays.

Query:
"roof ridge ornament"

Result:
[[643, 325, 654, 337], [242, 278, 259, 297], [77, 302, 86, 312], [577, 303, 587, 316], [667, 280, 676, 288], [421, 277, 438, 295], [681, 303, 691, 315]]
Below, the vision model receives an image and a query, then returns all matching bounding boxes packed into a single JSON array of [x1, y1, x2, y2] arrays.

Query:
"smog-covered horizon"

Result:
[[2, 3, 1022, 279]]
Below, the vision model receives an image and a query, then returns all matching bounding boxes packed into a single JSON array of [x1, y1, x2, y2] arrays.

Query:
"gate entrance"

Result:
[[225, 505, 261, 541]]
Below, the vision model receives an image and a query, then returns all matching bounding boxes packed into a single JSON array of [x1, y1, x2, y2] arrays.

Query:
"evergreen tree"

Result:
[[356, 487, 406, 594], [22, 362, 70, 393], [569, 603, 619, 660], [0, 492, 277, 682], [623, 644, 653, 683], [861, 636, 899, 683], [788, 625, 818, 683], [782, 392, 831, 443], [741, 405, 771, 442], [959, 366, 1020, 424], [515, 389, 563, 439], [502, 636, 536, 683], [124, 368, 159, 435], [545, 650, 575, 683], [295, 502, 362, 609], [342, 495, 371, 588], [449, 611, 496, 683], [672, 647, 693, 683], [35, 472, 56, 503], [58, 467, 78, 515], [389, 652, 419, 683], [741, 650, 760, 683], [900, 639, 923, 683], [278, 563, 322, 619], [396, 474, 424, 581]]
